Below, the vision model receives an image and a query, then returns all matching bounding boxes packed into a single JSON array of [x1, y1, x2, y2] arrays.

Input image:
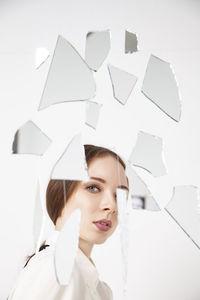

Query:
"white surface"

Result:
[[1, 0, 200, 299]]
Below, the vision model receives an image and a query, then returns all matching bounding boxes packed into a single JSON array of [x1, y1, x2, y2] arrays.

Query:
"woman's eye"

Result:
[[87, 185, 100, 192]]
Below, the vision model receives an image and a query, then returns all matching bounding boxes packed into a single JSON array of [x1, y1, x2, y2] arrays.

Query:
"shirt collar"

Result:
[[76, 247, 100, 290], [45, 230, 100, 290]]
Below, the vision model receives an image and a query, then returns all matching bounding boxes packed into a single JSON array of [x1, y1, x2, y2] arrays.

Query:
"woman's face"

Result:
[[57, 155, 129, 245]]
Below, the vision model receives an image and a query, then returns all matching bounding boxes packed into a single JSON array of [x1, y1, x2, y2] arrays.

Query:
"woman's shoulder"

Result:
[[24, 245, 53, 268], [8, 246, 58, 299]]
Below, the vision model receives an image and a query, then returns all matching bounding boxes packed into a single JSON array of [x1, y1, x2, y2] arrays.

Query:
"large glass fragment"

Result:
[[12, 120, 51, 155], [85, 30, 110, 71], [125, 30, 138, 53], [116, 188, 130, 298], [165, 185, 200, 249], [125, 163, 160, 211], [108, 64, 137, 105], [85, 101, 102, 129], [35, 48, 50, 69], [51, 133, 89, 181], [141, 54, 181, 122], [33, 180, 44, 249], [54, 209, 81, 285], [38, 35, 96, 110], [128, 131, 167, 177]]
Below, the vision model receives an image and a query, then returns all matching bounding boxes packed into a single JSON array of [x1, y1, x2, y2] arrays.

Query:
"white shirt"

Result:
[[8, 231, 113, 300]]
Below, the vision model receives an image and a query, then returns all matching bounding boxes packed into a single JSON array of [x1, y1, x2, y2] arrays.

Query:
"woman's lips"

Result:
[[93, 222, 111, 232]]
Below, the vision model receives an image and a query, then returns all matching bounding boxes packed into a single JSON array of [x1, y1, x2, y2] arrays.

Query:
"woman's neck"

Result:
[[78, 237, 93, 259]]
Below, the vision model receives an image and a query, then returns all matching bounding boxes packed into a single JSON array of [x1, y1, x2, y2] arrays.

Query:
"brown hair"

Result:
[[46, 144, 126, 225]]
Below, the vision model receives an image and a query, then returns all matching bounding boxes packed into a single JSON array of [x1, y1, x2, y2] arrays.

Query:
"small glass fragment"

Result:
[[128, 131, 167, 177], [50, 133, 89, 181], [54, 209, 81, 285], [85, 101, 102, 129], [35, 48, 50, 69], [125, 163, 160, 211], [125, 30, 138, 53], [85, 30, 110, 71], [108, 64, 137, 105], [12, 120, 51, 155], [38, 35, 96, 110], [165, 185, 200, 249], [141, 54, 181, 122]]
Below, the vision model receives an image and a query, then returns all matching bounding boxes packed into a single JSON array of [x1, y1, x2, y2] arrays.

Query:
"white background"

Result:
[[1, 0, 200, 299]]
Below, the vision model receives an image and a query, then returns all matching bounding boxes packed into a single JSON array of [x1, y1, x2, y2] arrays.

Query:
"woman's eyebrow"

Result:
[[90, 176, 129, 192]]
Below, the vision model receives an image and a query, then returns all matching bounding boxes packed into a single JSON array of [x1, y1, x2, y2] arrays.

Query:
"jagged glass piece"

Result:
[[116, 188, 130, 298], [108, 64, 137, 105], [33, 180, 44, 249], [54, 208, 81, 285], [165, 185, 200, 249], [141, 54, 181, 122], [85, 30, 110, 71], [51, 133, 89, 181], [38, 35, 96, 110], [85, 101, 102, 129], [125, 30, 138, 53], [125, 163, 160, 211], [12, 120, 51, 155], [35, 48, 50, 69], [128, 131, 167, 177]]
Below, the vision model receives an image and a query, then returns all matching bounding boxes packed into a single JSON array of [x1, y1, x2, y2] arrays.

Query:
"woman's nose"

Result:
[[101, 192, 117, 212]]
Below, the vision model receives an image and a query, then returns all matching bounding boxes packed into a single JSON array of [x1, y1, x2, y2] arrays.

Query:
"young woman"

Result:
[[8, 144, 129, 300]]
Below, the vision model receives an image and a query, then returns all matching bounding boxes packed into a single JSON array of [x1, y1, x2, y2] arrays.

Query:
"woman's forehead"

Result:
[[87, 155, 127, 183]]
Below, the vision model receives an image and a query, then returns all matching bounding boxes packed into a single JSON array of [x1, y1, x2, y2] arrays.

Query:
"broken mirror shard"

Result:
[[116, 188, 130, 297], [125, 163, 160, 211], [38, 35, 96, 110], [108, 64, 137, 105], [34, 177, 49, 253], [54, 208, 81, 285], [51, 133, 89, 181], [35, 48, 50, 69], [85, 101, 102, 129], [12, 120, 51, 155], [165, 185, 200, 249], [128, 131, 167, 177], [85, 30, 110, 71], [33, 180, 44, 249], [125, 30, 138, 53], [141, 54, 181, 122]]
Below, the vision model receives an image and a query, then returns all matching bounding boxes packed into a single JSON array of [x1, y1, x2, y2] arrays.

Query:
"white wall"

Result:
[[1, 0, 200, 299]]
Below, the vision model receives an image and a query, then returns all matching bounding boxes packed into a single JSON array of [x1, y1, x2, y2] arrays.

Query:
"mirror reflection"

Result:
[[125, 163, 160, 211], [55, 209, 81, 285], [38, 35, 96, 110], [165, 185, 200, 249], [125, 30, 138, 53], [116, 188, 130, 297], [85, 101, 102, 129], [33, 180, 44, 249], [141, 54, 181, 122], [108, 63, 137, 105], [128, 130, 167, 177], [85, 30, 110, 71], [51, 133, 89, 181], [12, 120, 51, 155]]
